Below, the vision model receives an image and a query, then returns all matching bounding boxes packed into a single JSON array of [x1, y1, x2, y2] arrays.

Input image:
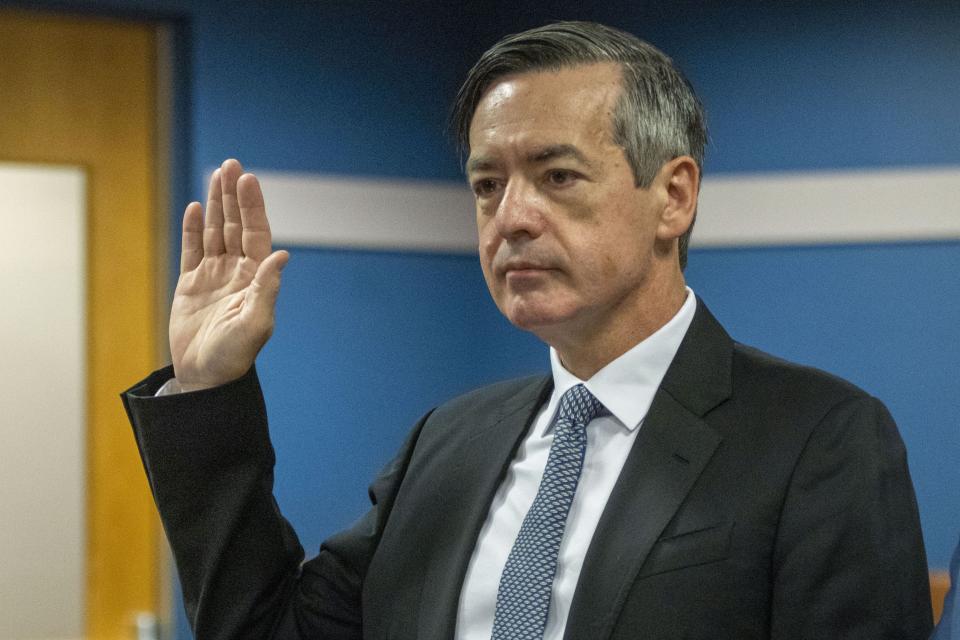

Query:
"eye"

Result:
[[472, 178, 500, 198], [546, 169, 577, 186]]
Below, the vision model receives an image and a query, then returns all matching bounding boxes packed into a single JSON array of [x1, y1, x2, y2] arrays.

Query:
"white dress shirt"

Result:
[[455, 288, 697, 640]]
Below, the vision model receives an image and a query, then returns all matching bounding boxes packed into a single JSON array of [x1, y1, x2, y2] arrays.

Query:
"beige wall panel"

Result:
[[0, 163, 86, 639]]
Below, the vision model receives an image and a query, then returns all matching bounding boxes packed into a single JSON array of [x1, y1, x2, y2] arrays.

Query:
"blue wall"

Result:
[[5, 1, 958, 636]]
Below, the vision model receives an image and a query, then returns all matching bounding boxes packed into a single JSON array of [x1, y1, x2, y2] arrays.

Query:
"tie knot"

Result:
[[557, 384, 608, 427]]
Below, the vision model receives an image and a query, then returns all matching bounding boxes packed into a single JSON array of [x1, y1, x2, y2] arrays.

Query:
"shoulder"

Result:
[[732, 342, 866, 398], [427, 374, 551, 427], [395, 374, 550, 475], [677, 297, 884, 428], [728, 341, 892, 436]]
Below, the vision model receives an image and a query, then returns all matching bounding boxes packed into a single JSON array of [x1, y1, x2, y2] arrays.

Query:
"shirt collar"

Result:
[[541, 288, 697, 435]]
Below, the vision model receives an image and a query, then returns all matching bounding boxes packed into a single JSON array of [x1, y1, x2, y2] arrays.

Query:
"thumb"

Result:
[[246, 250, 289, 322]]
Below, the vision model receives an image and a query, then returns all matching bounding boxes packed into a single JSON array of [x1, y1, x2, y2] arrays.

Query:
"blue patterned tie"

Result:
[[491, 384, 608, 639]]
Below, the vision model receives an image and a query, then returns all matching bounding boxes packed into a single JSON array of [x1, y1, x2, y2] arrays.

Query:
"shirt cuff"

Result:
[[155, 378, 183, 396]]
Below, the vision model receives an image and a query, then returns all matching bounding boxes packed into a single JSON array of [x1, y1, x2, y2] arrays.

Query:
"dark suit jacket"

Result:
[[122, 301, 933, 639]]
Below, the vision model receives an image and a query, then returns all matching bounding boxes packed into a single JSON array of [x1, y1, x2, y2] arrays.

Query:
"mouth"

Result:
[[500, 260, 557, 285], [502, 260, 550, 273]]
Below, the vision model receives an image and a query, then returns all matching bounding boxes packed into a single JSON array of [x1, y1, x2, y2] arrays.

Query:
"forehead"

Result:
[[467, 62, 624, 161]]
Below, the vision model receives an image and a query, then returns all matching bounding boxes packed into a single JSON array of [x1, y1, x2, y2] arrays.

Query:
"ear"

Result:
[[655, 156, 699, 241]]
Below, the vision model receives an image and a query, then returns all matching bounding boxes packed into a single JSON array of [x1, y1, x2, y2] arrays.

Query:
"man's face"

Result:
[[468, 63, 669, 351]]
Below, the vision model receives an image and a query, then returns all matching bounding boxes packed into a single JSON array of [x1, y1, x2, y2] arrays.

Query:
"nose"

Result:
[[494, 179, 546, 240]]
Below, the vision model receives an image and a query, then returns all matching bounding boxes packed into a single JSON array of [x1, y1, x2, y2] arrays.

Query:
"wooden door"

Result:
[[0, 8, 166, 638]]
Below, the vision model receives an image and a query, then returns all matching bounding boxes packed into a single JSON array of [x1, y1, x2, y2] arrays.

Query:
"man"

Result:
[[932, 537, 960, 639], [122, 21, 932, 639]]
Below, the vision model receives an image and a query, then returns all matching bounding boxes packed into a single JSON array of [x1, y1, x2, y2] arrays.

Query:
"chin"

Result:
[[494, 286, 579, 331], [503, 303, 573, 335]]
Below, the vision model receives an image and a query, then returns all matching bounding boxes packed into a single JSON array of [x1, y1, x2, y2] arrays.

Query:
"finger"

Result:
[[203, 168, 226, 255], [180, 202, 204, 273], [236, 172, 273, 262], [220, 159, 244, 255], [245, 250, 290, 334]]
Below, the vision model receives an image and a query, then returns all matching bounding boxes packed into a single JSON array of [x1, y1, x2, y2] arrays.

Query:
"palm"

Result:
[[171, 253, 261, 385], [170, 159, 289, 389]]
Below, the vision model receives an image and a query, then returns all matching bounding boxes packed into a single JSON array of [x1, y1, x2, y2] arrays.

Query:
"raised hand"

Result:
[[169, 159, 289, 390]]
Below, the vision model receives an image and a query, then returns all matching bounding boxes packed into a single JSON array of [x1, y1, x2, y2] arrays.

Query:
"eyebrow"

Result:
[[466, 144, 594, 175], [465, 155, 498, 175], [528, 144, 593, 168]]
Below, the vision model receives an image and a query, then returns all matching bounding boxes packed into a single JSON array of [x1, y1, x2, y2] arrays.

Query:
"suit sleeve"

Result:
[[769, 395, 933, 639], [121, 365, 428, 640]]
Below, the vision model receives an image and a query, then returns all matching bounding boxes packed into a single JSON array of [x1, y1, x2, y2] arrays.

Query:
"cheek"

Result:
[[479, 256, 496, 293], [477, 218, 499, 270], [598, 253, 620, 280], [479, 260, 508, 318], [477, 238, 501, 297], [574, 229, 621, 280]]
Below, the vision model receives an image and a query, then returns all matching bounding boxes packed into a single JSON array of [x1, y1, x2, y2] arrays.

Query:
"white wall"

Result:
[[0, 163, 86, 640], [255, 166, 960, 252]]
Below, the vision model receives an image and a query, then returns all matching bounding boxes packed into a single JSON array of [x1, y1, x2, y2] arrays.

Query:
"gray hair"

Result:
[[451, 21, 706, 270]]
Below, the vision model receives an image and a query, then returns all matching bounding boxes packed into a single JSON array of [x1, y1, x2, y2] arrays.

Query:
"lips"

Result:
[[500, 258, 559, 279], [503, 260, 549, 272], [498, 259, 559, 288], [491, 249, 561, 280]]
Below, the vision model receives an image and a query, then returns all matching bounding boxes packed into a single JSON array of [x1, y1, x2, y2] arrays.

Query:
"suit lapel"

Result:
[[417, 375, 553, 638], [564, 392, 722, 638], [565, 300, 733, 640]]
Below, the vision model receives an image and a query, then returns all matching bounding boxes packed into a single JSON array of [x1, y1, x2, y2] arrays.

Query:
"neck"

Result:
[[547, 275, 688, 381]]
